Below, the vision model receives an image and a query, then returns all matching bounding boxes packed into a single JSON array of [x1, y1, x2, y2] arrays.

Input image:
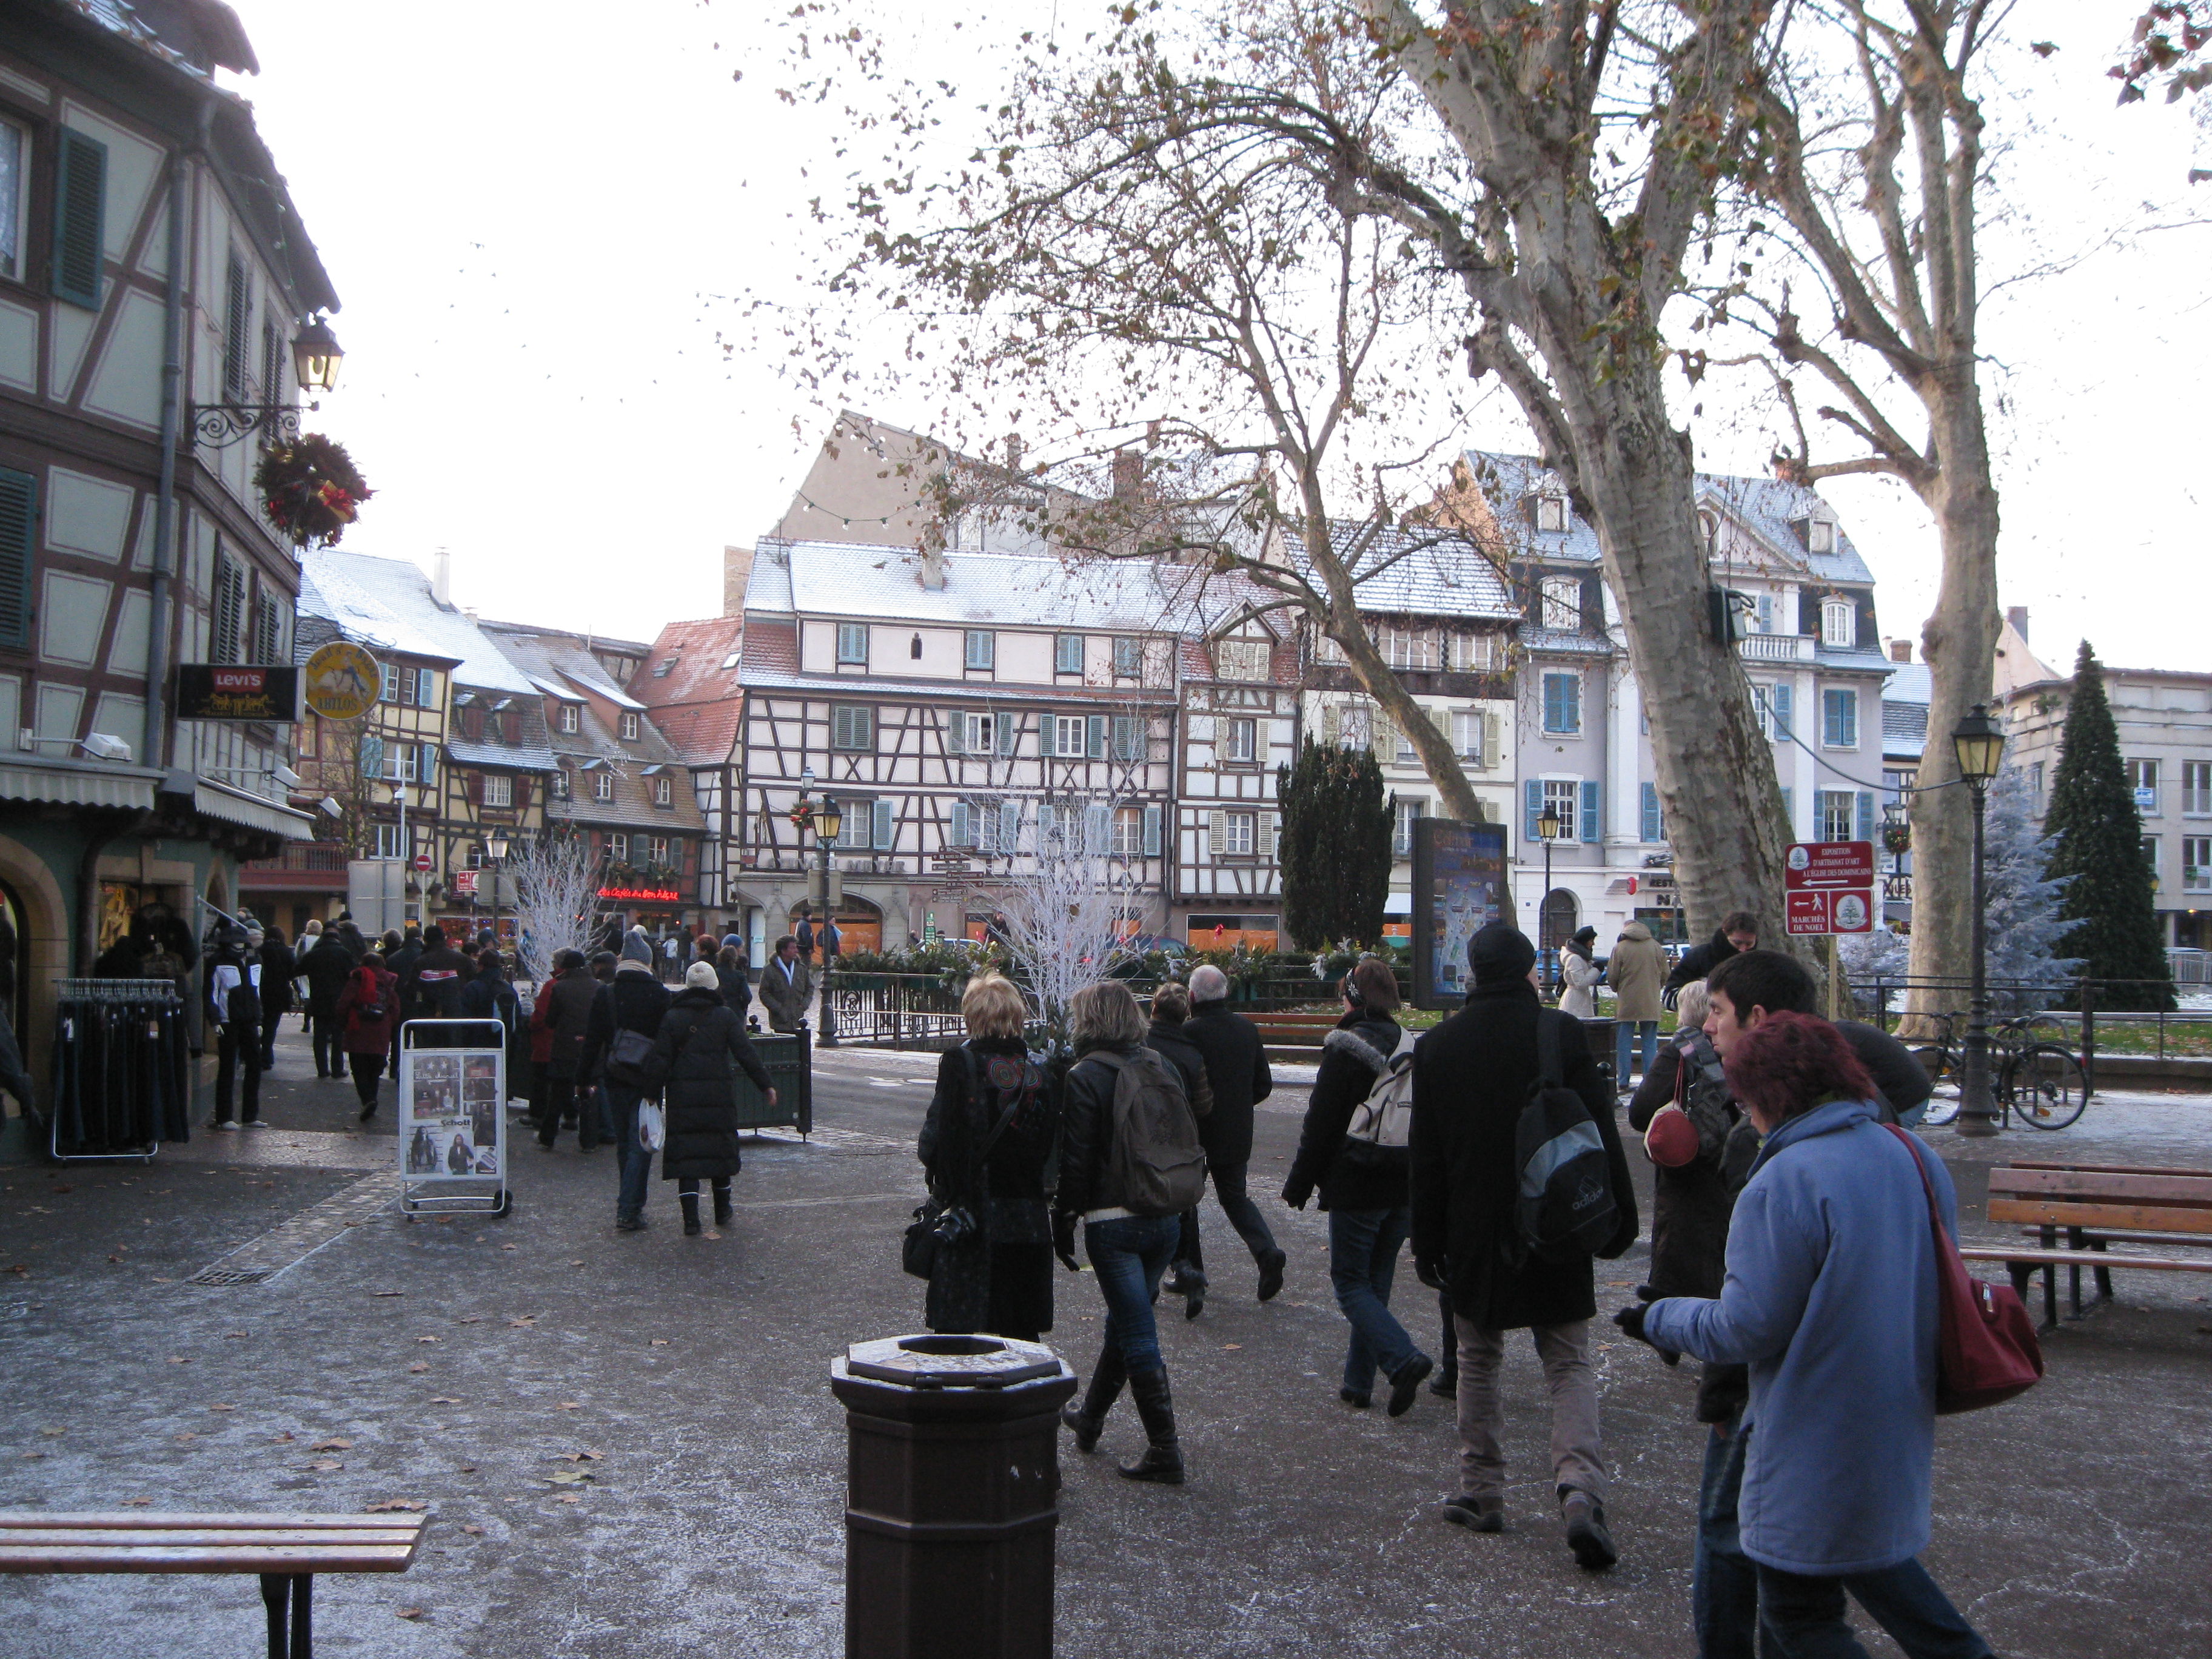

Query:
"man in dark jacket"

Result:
[[583, 954, 673, 1230], [1410, 922, 1638, 1569], [300, 927, 357, 1079], [1171, 964, 1285, 1311], [1285, 958, 1434, 1416], [1704, 950, 1931, 1124], [535, 953, 603, 1150], [406, 925, 475, 1021], [654, 960, 774, 1235], [1144, 984, 1216, 1318], [1665, 911, 1760, 994], [256, 927, 297, 1070]]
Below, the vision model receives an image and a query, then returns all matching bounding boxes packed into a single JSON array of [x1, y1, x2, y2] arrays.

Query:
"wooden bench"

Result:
[[0, 1510, 427, 1658], [1960, 1161, 2212, 1329]]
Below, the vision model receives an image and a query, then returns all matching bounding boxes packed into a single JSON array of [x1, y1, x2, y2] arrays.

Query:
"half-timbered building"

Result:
[[631, 614, 745, 928], [0, 0, 336, 1068], [737, 538, 1182, 951]]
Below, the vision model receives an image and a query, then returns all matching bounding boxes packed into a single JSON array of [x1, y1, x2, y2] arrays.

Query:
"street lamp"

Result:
[[486, 833, 510, 954], [1537, 800, 1563, 993], [806, 796, 844, 1047], [191, 315, 346, 447], [1952, 702, 2006, 1137]]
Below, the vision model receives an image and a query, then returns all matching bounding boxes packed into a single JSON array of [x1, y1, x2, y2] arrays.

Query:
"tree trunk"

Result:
[[1901, 383, 2001, 1038]]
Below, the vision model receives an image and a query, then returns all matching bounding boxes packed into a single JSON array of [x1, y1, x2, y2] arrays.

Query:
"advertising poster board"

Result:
[[397, 1039, 504, 1182], [1411, 819, 1510, 1008], [175, 664, 301, 722]]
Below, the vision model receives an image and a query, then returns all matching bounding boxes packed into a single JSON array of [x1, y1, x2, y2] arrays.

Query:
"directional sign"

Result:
[[1784, 840, 1874, 935], [451, 870, 479, 897]]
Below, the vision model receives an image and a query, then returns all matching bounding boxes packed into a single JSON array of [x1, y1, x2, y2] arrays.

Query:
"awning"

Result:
[[0, 755, 161, 811], [1384, 892, 1412, 917], [181, 777, 317, 839]]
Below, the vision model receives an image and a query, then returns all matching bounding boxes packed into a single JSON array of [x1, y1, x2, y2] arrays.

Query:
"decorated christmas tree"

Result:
[[2040, 643, 2174, 1011]]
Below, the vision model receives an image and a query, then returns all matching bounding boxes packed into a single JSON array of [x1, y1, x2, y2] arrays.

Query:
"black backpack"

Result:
[[1511, 1011, 1621, 1265]]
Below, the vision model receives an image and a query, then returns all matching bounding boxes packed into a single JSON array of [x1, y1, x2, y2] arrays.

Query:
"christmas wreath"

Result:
[[1881, 820, 1912, 855], [255, 434, 372, 549]]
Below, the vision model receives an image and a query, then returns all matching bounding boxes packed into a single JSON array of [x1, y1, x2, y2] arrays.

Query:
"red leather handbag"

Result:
[[1886, 1124, 2045, 1414]]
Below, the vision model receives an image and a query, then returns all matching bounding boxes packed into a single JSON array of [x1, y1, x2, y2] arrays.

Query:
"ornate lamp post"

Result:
[[810, 795, 844, 1046], [1537, 801, 1563, 993], [190, 315, 345, 447], [486, 833, 511, 954], [1952, 702, 2007, 1137]]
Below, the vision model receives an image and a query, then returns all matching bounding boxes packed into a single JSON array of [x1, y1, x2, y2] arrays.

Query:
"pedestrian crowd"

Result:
[[907, 918, 1996, 1659]]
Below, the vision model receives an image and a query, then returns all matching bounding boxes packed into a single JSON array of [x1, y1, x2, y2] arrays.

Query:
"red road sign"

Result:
[[451, 870, 478, 896], [413, 853, 433, 872], [1785, 840, 1874, 934]]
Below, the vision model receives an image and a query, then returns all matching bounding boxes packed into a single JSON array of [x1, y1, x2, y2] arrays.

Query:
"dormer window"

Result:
[[620, 712, 639, 741], [557, 703, 580, 734], [1539, 576, 1580, 632], [1535, 495, 1569, 532], [1803, 517, 1837, 554], [1821, 596, 1856, 648], [1215, 638, 1270, 682]]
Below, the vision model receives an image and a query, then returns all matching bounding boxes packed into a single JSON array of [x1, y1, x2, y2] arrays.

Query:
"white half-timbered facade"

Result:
[[1172, 606, 1301, 950], [737, 539, 1184, 949]]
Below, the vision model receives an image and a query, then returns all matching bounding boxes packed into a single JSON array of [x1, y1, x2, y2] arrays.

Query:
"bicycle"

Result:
[[1911, 1011, 2088, 1130]]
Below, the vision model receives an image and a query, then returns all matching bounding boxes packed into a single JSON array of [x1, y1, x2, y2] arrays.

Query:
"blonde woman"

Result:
[[917, 975, 1057, 1341]]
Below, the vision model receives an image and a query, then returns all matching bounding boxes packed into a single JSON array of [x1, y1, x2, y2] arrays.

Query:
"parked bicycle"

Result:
[[1911, 1011, 2088, 1130]]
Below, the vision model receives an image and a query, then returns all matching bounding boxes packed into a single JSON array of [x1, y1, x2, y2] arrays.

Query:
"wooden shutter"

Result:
[[1037, 802, 1057, 846], [1208, 810, 1225, 856], [1087, 714, 1107, 759], [1856, 791, 1877, 843], [945, 710, 965, 755], [1770, 682, 1792, 740], [1483, 711, 1501, 770], [1111, 715, 1141, 762], [872, 798, 894, 850], [949, 800, 971, 847], [1580, 779, 1601, 842], [995, 711, 1017, 757], [1143, 804, 1162, 857], [51, 129, 107, 309], [223, 252, 250, 400], [358, 733, 384, 779], [514, 776, 532, 810], [999, 800, 1022, 850], [1084, 802, 1110, 854], [0, 467, 35, 650], [1259, 813, 1278, 862], [418, 743, 437, 786], [210, 554, 242, 663], [1641, 782, 1663, 844], [1524, 778, 1544, 843], [466, 771, 484, 806]]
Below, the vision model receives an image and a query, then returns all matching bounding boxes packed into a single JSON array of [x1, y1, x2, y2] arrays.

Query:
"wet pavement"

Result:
[[0, 1025, 2206, 1656]]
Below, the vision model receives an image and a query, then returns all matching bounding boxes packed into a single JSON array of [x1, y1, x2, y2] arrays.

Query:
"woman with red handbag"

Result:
[[1618, 1011, 2000, 1659]]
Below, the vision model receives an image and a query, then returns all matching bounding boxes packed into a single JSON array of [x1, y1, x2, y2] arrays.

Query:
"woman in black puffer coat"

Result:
[[652, 960, 775, 1236]]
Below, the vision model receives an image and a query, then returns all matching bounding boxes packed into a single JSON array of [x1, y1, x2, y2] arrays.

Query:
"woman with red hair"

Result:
[[1621, 1011, 1992, 1659]]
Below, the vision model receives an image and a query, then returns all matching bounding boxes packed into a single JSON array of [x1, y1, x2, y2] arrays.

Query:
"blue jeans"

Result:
[[1757, 1560, 1992, 1659], [1084, 1214, 1181, 1376], [1329, 1205, 1419, 1395], [1617, 1019, 1660, 1086], [608, 1084, 654, 1223], [1696, 1415, 1771, 1659]]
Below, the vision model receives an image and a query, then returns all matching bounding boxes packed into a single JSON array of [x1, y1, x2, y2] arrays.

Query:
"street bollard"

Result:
[[831, 1334, 1078, 1659]]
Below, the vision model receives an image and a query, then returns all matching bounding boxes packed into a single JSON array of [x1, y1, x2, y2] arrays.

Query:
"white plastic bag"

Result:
[[637, 1100, 666, 1153]]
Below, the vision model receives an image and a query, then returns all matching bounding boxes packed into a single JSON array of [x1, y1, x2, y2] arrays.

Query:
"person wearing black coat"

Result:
[[1171, 965, 1285, 1310], [1664, 912, 1760, 994], [584, 957, 674, 1230], [714, 944, 752, 1024], [917, 973, 1059, 1341], [652, 963, 774, 1236], [257, 927, 297, 1071], [300, 928, 357, 1079], [1409, 922, 1638, 1569], [1284, 958, 1433, 1415], [406, 925, 475, 1021], [1144, 985, 1217, 1317]]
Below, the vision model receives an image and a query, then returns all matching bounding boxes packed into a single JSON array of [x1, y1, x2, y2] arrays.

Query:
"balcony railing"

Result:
[[1737, 633, 1815, 663], [243, 842, 351, 873]]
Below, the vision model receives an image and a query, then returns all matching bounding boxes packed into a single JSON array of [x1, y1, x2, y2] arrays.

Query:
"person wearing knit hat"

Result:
[[620, 925, 655, 967], [1408, 919, 1638, 1569], [1558, 925, 1603, 1019], [654, 953, 775, 1235], [581, 939, 673, 1224], [685, 959, 720, 991]]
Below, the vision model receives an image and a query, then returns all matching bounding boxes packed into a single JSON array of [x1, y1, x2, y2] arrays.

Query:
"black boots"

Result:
[[1117, 1369, 1184, 1484], [712, 1182, 734, 1227], [1060, 1350, 1127, 1453], [1563, 1490, 1618, 1570], [681, 1191, 703, 1236], [1255, 1248, 1286, 1302]]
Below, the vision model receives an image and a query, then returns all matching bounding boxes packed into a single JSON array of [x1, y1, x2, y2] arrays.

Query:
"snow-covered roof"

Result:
[[1313, 523, 1518, 620], [752, 538, 1208, 634], [481, 626, 651, 714], [298, 550, 538, 695]]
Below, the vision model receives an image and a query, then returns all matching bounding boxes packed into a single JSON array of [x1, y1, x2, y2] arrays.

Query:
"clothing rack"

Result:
[[49, 977, 190, 1162]]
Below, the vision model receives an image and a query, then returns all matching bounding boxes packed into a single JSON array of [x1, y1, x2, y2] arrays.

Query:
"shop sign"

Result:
[[175, 664, 301, 722], [598, 884, 682, 902], [302, 642, 383, 720]]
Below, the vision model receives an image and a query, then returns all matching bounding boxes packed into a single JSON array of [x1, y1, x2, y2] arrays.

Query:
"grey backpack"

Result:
[[1093, 1048, 1207, 1217]]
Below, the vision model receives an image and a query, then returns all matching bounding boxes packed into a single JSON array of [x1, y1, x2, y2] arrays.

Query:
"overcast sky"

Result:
[[223, 2, 2207, 672]]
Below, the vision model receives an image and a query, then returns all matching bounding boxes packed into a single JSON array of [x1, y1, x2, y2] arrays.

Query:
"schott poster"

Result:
[[1412, 819, 1509, 1008], [397, 1048, 504, 1180]]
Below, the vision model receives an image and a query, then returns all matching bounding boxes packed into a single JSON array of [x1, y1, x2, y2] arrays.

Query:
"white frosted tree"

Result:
[[982, 797, 1147, 1033], [1980, 766, 2082, 1016], [508, 830, 602, 984]]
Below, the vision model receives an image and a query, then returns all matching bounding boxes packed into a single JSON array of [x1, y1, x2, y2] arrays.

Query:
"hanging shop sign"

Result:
[[175, 664, 301, 722], [302, 641, 383, 720]]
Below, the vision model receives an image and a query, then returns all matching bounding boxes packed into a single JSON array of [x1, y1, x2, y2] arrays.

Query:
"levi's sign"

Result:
[[175, 665, 301, 722], [1783, 840, 1875, 936]]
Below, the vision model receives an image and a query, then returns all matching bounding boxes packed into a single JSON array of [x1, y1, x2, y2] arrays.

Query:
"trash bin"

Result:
[[831, 1334, 1078, 1659], [1579, 1017, 1618, 1092], [735, 1027, 811, 1133]]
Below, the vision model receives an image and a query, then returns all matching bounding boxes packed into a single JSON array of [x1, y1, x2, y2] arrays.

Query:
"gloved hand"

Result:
[[1051, 1212, 1079, 1272], [1414, 1255, 1449, 1292], [1280, 1182, 1311, 1212], [1611, 1298, 1680, 1367]]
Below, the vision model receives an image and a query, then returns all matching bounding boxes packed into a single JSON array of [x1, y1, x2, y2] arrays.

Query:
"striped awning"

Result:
[[0, 757, 161, 811], [187, 779, 317, 839]]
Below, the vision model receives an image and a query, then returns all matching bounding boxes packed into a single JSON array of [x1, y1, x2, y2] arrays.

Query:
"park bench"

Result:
[[1959, 1160, 2212, 1329], [0, 1510, 427, 1658], [1250, 1008, 1340, 1061]]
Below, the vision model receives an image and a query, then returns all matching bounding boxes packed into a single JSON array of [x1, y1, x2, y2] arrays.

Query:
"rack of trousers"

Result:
[[47, 978, 192, 1162]]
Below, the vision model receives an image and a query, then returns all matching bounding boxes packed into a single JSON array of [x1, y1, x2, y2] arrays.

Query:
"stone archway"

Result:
[[0, 833, 75, 1099]]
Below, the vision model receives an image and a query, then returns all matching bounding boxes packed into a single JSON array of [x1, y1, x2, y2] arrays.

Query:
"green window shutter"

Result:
[[0, 467, 36, 650], [1084, 802, 1110, 854], [1037, 802, 1057, 846], [1142, 803, 1162, 857], [1856, 791, 1876, 843], [52, 130, 107, 309], [1641, 782, 1663, 844], [872, 797, 894, 850], [945, 711, 965, 755], [358, 733, 384, 779], [1580, 779, 1601, 843], [999, 800, 1022, 849], [994, 711, 1017, 757], [1087, 714, 1107, 759], [223, 252, 250, 401]]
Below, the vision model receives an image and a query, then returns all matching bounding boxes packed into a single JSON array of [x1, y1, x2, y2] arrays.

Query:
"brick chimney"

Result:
[[919, 546, 946, 591], [1111, 449, 1142, 501], [1889, 639, 1914, 663], [2005, 605, 2029, 644], [722, 544, 754, 617]]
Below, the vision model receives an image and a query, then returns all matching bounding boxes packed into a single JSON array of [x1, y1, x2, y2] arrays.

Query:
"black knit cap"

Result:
[[1467, 920, 1537, 985]]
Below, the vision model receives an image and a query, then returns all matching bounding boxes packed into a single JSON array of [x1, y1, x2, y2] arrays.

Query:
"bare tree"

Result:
[[980, 796, 1148, 1030], [508, 830, 602, 983]]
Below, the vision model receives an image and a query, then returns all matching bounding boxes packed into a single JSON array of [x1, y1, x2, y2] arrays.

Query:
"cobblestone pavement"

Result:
[[1, 1026, 2206, 1656]]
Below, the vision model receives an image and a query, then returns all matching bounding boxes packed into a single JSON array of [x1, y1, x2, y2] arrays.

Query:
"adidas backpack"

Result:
[[1512, 1011, 1622, 1264], [1094, 1047, 1208, 1217]]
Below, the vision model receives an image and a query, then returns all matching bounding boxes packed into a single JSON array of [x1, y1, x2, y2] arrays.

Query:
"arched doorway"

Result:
[[1540, 888, 1579, 953], [789, 893, 883, 957]]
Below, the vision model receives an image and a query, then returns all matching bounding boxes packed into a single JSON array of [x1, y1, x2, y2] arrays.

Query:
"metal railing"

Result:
[[242, 842, 351, 873], [1856, 975, 2202, 1095]]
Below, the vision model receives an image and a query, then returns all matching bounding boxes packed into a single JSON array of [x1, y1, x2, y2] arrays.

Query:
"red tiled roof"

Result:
[[633, 617, 746, 766]]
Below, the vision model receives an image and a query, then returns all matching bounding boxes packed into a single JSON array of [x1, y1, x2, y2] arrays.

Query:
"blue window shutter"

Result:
[[1084, 802, 1110, 854], [873, 798, 894, 850], [0, 467, 36, 650], [1856, 791, 1875, 843], [358, 733, 383, 780], [419, 743, 437, 786], [52, 130, 107, 310], [1524, 778, 1543, 842], [1771, 683, 1792, 741], [1000, 800, 1022, 849], [1037, 802, 1057, 846], [945, 711, 965, 756], [950, 800, 971, 848], [995, 712, 1017, 757], [1142, 803, 1162, 856], [1641, 781, 1662, 844], [1580, 779, 1601, 842], [1087, 714, 1107, 759]]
